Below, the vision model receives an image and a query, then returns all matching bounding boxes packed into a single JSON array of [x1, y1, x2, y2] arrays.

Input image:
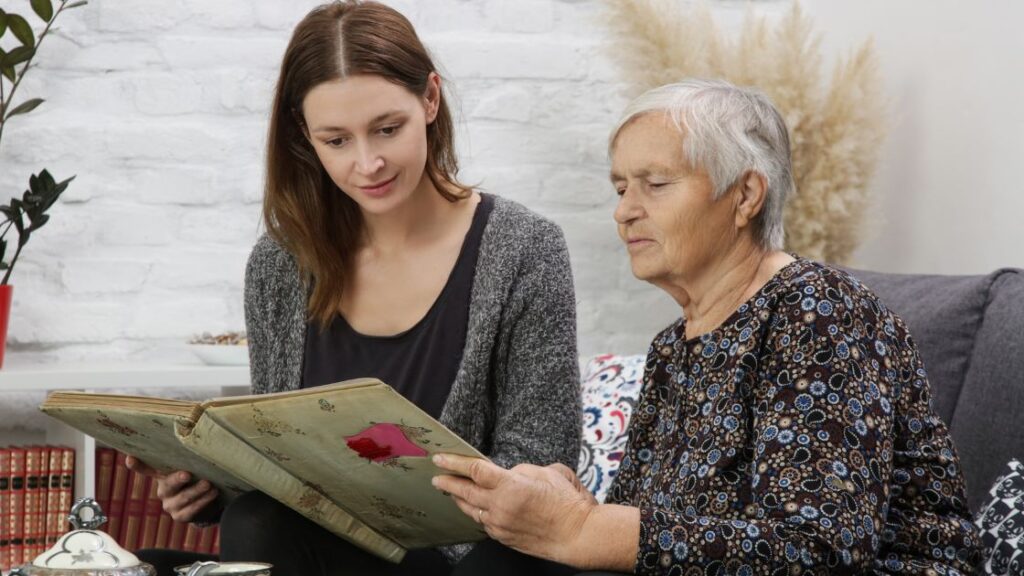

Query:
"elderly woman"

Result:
[[434, 78, 981, 575]]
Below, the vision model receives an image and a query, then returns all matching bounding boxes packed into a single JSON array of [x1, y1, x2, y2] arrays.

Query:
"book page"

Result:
[[180, 412, 405, 562], [202, 380, 488, 549]]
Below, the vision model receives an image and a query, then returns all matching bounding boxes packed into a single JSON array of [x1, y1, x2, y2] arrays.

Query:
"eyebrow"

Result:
[[311, 110, 406, 134], [609, 164, 678, 183]]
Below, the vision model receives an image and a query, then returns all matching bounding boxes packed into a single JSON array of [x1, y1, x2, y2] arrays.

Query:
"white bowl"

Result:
[[189, 344, 249, 366]]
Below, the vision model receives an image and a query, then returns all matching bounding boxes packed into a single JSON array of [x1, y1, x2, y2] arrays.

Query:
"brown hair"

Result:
[[263, 1, 471, 327]]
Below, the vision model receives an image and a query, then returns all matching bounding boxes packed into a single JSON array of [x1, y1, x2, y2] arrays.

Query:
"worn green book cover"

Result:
[[40, 379, 487, 562]]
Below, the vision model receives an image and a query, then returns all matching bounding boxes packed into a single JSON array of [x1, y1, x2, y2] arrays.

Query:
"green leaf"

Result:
[[27, 213, 49, 232], [39, 169, 56, 191], [2, 45, 35, 68], [31, 0, 53, 22], [66, 1, 88, 8], [54, 175, 75, 195], [5, 98, 44, 119], [0, 10, 9, 39], [7, 14, 35, 48], [0, 239, 6, 264], [1, 66, 15, 82]]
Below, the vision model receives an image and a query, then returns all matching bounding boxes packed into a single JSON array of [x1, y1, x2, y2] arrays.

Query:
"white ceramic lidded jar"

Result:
[[10, 498, 156, 576]]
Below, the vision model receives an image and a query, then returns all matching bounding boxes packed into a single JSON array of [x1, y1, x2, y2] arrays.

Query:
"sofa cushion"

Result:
[[975, 459, 1024, 575], [850, 268, 1024, 511], [577, 353, 645, 502], [952, 270, 1024, 511]]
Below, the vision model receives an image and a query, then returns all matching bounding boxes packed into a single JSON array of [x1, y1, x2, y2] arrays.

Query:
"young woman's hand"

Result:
[[125, 455, 219, 523]]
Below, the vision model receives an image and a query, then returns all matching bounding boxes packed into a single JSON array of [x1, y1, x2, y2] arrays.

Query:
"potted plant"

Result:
[[0, 0, 86, 368]]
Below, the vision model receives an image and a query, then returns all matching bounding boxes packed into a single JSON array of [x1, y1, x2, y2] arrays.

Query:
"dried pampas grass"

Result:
[[603, 0, 886, 264]]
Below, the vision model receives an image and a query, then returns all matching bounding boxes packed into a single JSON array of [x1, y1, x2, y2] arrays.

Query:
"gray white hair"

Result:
[[609, 78, 793, 251]]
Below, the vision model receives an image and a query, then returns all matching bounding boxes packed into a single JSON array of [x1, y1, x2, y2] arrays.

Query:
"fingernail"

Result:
[[431, 477, 440, 488], [432, 454, 444, 466]]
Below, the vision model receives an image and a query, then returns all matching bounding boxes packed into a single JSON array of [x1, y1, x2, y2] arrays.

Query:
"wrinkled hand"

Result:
[[125, 455, 219, 523], [431, 454, 597, 567]]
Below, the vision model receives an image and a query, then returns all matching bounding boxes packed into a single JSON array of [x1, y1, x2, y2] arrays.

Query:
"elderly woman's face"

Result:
[[610, 113, 738, 287]]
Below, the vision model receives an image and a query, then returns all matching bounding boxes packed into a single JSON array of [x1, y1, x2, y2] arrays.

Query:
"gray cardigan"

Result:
[[243, 195, 582, 472]]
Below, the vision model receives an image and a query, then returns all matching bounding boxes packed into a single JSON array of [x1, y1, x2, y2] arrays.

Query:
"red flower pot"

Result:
[[0, 284, 12, 369]]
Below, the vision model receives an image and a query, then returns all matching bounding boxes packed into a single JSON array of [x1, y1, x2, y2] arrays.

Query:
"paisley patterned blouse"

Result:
[[606, 258, 981, 575]]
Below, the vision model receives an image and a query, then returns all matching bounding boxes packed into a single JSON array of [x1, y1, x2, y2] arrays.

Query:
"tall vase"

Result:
[[0, 284, 12, 369]]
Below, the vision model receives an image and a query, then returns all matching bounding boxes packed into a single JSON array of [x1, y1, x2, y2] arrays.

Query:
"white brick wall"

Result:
[[2, 0, 686, 368], [5, 0, 1023, 371]]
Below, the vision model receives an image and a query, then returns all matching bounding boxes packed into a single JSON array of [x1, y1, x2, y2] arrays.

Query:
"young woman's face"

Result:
[[301, 74, 438, 215]]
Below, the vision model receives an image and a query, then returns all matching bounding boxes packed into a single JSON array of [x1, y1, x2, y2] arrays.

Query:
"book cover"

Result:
[[40, 379, 487, 563], [45, 447, 62, 547], [8, 447, 26, 569], [106, 451, 130, 543], [1, 447, 10, 572]]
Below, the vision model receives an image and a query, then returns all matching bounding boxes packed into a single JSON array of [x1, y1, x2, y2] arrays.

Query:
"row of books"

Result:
[[94, 448, 220, 558], [0, 445, 74, 572]]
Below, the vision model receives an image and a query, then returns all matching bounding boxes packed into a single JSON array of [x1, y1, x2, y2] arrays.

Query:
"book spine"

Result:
[[182, 523, 199, 553], [29, 445, 50, 560], [106, 451, 130, 544], [56, 448, 75, 540], [94, 448, 116, 521], [0, 447, 10, 573], [139, 477, 162, 549], [21, 446, 40, 564], [154, 513, 173, 549], [8, 447, 26, 569], [167, 518, 187, 551], [211, 525, 220, 555], [120, 469, 148, 550], [195, 524, 216, 554], [45, 447, 62, 547]]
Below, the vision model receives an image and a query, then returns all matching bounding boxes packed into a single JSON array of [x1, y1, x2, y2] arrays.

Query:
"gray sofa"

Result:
[[852, 267, 1024, 512]]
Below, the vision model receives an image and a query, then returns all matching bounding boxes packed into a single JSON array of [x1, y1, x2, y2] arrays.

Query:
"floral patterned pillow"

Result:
[[975, 459, 1024, 575], [576, 354, 645, 502]]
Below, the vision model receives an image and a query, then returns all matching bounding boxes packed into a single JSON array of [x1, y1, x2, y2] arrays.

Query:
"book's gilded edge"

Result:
[[180, 412, 405, 563]]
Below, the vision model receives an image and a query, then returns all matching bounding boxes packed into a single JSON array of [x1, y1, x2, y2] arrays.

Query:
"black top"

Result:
[[301, 194, 494, 419]]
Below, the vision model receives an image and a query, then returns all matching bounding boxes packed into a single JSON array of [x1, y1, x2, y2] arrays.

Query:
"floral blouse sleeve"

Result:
[[606, 262, 978, 575]]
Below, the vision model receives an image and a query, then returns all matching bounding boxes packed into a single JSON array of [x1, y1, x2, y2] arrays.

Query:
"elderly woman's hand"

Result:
[[431, 454, 600, 567]]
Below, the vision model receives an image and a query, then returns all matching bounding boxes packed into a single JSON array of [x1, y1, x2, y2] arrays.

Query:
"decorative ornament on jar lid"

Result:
[[9, 498, 155, 576]]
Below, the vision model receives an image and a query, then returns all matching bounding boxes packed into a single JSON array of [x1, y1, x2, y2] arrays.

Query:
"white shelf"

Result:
[[0, 363, 250, 391], [0, 363, 251, 510]]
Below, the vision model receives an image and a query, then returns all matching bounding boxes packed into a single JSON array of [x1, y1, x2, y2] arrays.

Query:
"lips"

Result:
[[358, 174, 398, 196]]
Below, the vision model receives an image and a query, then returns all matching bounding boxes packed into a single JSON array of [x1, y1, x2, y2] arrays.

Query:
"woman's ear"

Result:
[[734, 170, 768, 230], [423, 72, 441, 124]]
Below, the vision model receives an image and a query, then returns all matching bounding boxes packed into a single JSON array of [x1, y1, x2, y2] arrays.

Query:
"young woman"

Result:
[[128, 2, 581, 574]]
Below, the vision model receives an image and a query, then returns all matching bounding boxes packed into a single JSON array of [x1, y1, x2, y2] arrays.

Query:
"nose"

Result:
[[353, 141, 384, 176], [613, 184, 643, 225]]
